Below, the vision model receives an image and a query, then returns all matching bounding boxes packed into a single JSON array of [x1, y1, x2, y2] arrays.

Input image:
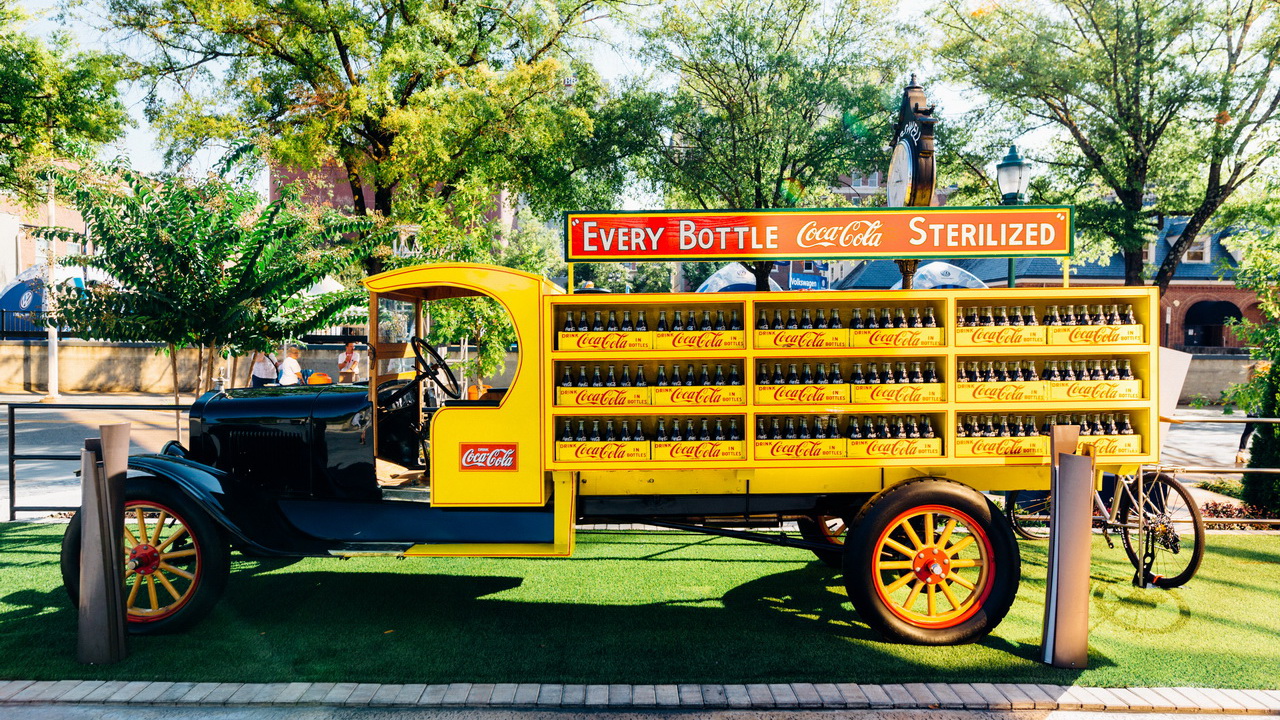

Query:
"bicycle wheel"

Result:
[[1006, 490, 1052, 541], [1119, 473, 1205, 588]]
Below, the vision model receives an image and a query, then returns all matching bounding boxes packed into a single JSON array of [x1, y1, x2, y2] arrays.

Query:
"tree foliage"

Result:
[[633, 0, 904, 289], [932, 0, 1280, 290], [0, 0, 126, 198]]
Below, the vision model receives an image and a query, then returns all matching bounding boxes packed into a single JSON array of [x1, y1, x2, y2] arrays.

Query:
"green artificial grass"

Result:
[[1, 522, 1277, 688]]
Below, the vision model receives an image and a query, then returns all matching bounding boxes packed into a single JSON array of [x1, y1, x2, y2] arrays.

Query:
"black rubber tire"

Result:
[[1119, 473, 1205, 588], [843, 478, 1021, 645], [1006, 490, 1052, 541], [61, 476, 230, 635], [797, 514, 847, 569]]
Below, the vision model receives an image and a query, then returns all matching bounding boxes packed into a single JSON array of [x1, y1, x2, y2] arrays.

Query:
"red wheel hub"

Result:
[[911, 546, 951, 585], [129, 544, 161, 575]]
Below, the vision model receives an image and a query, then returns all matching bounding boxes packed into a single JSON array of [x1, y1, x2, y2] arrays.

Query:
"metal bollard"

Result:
[[76, 423, 131, 664], [1041, 425, 1091, 668]]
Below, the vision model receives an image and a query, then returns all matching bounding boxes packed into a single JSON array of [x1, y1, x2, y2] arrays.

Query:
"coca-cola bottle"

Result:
[[1118, 414, 1135, 435], [635, 366, 648, 387], [877, 415, 892, 438], [1121, 304, 1138, 325], [620, 365, 632, 387], [786, 309, 799, 329], [800, 309, 813, 329], [633, 420, 648, 442], [827, 416, 839, 439], [830, 309, 843, 329], [813, 417, 826, 439], [1092, 305, 1106, 325], [1077, 414, 1091, 436], [867, 362, 883, 384], [801, 364, 814, 384], [756, 309, 769, 330], [1106, 360, 1120, 380], [1090, 360, 1104, 382], [728, 418, 742, 441], [684, 364, 696, 386], [815, 363, 829, 385], [770, 417, 782, 440], [576, 420, 587, 442], [995, 306, 1010, 326], [993, 361, 1008, 383], [829, 363, 843, 384], [772, 363, 785, 384], [1040, 414, 1055, 436], [957, 307, 969, 328], [956, 417, 968, 438], [713, 364, 726, 386], [657, 310, 669, 332], [850, 362, 865, 384], [863, 417, 879, 439], [1091, 414, 1106, 435], [729, 310, 742, 331], [621, 310, 634, 332], [577, 310, 590, 332], [672, 310, 685, 332], [591, 311, 604, 332], [1011, 415, 1025, 437], [685, 312, 697, 332], [894, 362, 908, 383], [1102, 413, 1117, 435], [589, 420, 602, 441], [713, 418, 726, 441], [908, 307, 922, 328], [636, 310, 648, 332], [605, 366, 617, 387], [798, 417, 811, 439], [963, 361, 978, 382], [923, 307, 938, 328], [699, 418, 711, 441], [684, 419, 696, 440], [921, 416, 935, 439], [729, 365, 742, 386], [909, 361, 924, 384], [784, 417, 798, 439], [657, 418, 670, 442], [815, 308, 828, 329], [1023, 360, 1038, 382], [604, 419, 616, 441], [979, 306, 995, 326], [563, 313, 575, 333], [1044, 360, 1060, 381], [965, 306, 979, 326], [619, 420, 632, 442], [756, 417, 767, 440], [882, 308, 895, 328], [699, 364, 711, 385], [655, 365, 668, 387], [906, 416, 921, 438], [1009, 305, 1024, 326], [850, 308, 863, 329], [881, 362, 896, 384], [713, 310, 726, 331], [757, 363, 771, 385], [606, 311, 619, 331], [1120, 359, 1134, 380], [923, 360, 939, 383], [982, 415, 997, 437], [591, 365, 604, 387], [669, 418, 683, 442], [700, 310, 712, 331], [1043, 305, 1059, 326], [786, 363, 800, 384], [1076, 360, 1090, 380], [670, 364, 683, 386], [892, 417, 907, 439], [772, 309, 784, 330], [559, 366, 573, 387], [560, 419, 574, 442], [847, 417, 863, 439], [864, 308, 878, 329]]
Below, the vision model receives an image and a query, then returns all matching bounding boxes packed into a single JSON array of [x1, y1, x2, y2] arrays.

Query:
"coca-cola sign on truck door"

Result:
[[459, 443, 520, 471]]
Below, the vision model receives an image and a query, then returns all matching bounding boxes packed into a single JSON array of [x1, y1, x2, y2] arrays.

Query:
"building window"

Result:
[[1183, 234, 1211, 263], [1142, 242, 1158, 265], [802, 261, 814, 271]]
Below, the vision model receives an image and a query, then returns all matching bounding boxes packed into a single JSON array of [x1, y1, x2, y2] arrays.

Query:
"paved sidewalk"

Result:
[[1, 681, 1278, 714]]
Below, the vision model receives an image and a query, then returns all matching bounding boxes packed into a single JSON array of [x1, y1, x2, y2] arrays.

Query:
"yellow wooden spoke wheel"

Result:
[[871, 505, 993, 627]]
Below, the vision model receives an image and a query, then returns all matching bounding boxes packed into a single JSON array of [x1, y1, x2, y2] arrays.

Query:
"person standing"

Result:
[[337, 342, 362, 383], [249, 351, 279, 388], [278, 347, 303, 386]]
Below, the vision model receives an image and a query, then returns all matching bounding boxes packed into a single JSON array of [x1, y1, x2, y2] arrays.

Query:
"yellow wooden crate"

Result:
[[755, 384, 851, 405], [955, 381, 1048, 403], [651, 386, 747, 406], [651, 440, 746, 462], [955, 326, 1046, 346], [558, 331, 652, 351], [1045, 380, 1143, 401], [1047, 325, 1144, 345], [954, 436, 1049, 458], [653, 330, 746, 350], [754, 438, 847, 460], [754, 328, 848, 349], [848, 327, 945, 348], [555, 441, 651, 462], [1077, 435, 1143, 456], [555, 387, 651, 407], [850, 383, 946, 404], [846, 438, 944, 459]]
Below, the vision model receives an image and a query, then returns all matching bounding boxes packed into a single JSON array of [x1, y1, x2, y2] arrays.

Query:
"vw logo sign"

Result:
[[19, 290, 33, 310]]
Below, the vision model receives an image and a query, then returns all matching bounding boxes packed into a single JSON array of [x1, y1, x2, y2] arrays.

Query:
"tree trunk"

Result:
[[205, 345, 218, 393], [194, 346, 204, 399], [1153, 200, 1224, 294], [231, 355, 239, 390], [1122, 248, 1146, 286], [748, 261, 773, 291], [168, 344, 181, 440]]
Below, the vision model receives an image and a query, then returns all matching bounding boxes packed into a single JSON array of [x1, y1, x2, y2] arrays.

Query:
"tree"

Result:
[[37, 162, 384, 422], [0, 0, 126, 198], [634, 0, 903, 290], [631, 262, 674, 294], [106, 0, 637, 231], [932, 0, 1280, 291]]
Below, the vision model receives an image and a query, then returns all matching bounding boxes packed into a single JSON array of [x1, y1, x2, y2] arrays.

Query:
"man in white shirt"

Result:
[[278, 347, 303, 386], [337, 342, 361, 383]]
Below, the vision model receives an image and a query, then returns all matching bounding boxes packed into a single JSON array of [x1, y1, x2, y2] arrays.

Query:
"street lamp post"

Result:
[[996, 144, 1032, 288]]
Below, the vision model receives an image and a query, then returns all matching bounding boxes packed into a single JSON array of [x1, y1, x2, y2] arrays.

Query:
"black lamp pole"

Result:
[[997, 145, 1031, 288]]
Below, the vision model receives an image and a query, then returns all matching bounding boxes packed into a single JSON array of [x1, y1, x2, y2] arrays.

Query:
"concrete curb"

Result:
[[1, 680, 1277, 713]]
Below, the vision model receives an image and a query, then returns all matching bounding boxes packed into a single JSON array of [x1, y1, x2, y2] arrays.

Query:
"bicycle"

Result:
[[1005, 470, 1205, 588]]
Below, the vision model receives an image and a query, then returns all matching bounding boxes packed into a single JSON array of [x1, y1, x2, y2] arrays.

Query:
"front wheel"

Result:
[[1119, 473, 1204, 588], [844, 479, 1020, 645], [61, 476, 230, 634]]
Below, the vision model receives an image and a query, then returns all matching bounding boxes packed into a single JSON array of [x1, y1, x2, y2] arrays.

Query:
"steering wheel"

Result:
[[381, 337, 462, 409]]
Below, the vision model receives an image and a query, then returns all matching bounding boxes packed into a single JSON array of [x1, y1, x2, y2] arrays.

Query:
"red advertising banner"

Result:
[[565, 206, 1073, 262]]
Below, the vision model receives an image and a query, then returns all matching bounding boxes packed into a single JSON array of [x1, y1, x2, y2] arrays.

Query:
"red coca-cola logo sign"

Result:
[[571, 332, 638, 350], [967, 327, 1039, 344], [459, 443, 519, 471], [971, 383, 1037, 401], [664, 387, 732, 404], [666, 442, 739, 460], [1063, 326, 1124, 344], [764, 385, 835, 403], [867, 330, 926, 347], [758, 440, 843, 458], [667, 331, 737, 349], [861, 439, 933, 457], [567, 442, 642, 461], [866, 385, 926, 402], [966, 439, 1042, 456], [1083, 437, 1122, 454], [1063, 382, 1128, 400], [561, 388, 637, 406], [769, 330, 839, 348]]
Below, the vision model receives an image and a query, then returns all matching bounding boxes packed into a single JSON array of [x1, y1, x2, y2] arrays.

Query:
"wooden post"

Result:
[[77, 423, 131, 663]]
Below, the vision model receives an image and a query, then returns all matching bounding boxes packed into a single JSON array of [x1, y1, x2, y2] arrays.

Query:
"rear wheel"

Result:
[[1006, 490, 1052, 541], [797, 514, 847, 569], [1119, 473, 1204, 588], [844, 479, 1020, 645], [61, 476, 230, 634]]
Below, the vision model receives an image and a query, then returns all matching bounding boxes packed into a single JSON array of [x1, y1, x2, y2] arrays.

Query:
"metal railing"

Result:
[[6, 402, 188, 521]]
